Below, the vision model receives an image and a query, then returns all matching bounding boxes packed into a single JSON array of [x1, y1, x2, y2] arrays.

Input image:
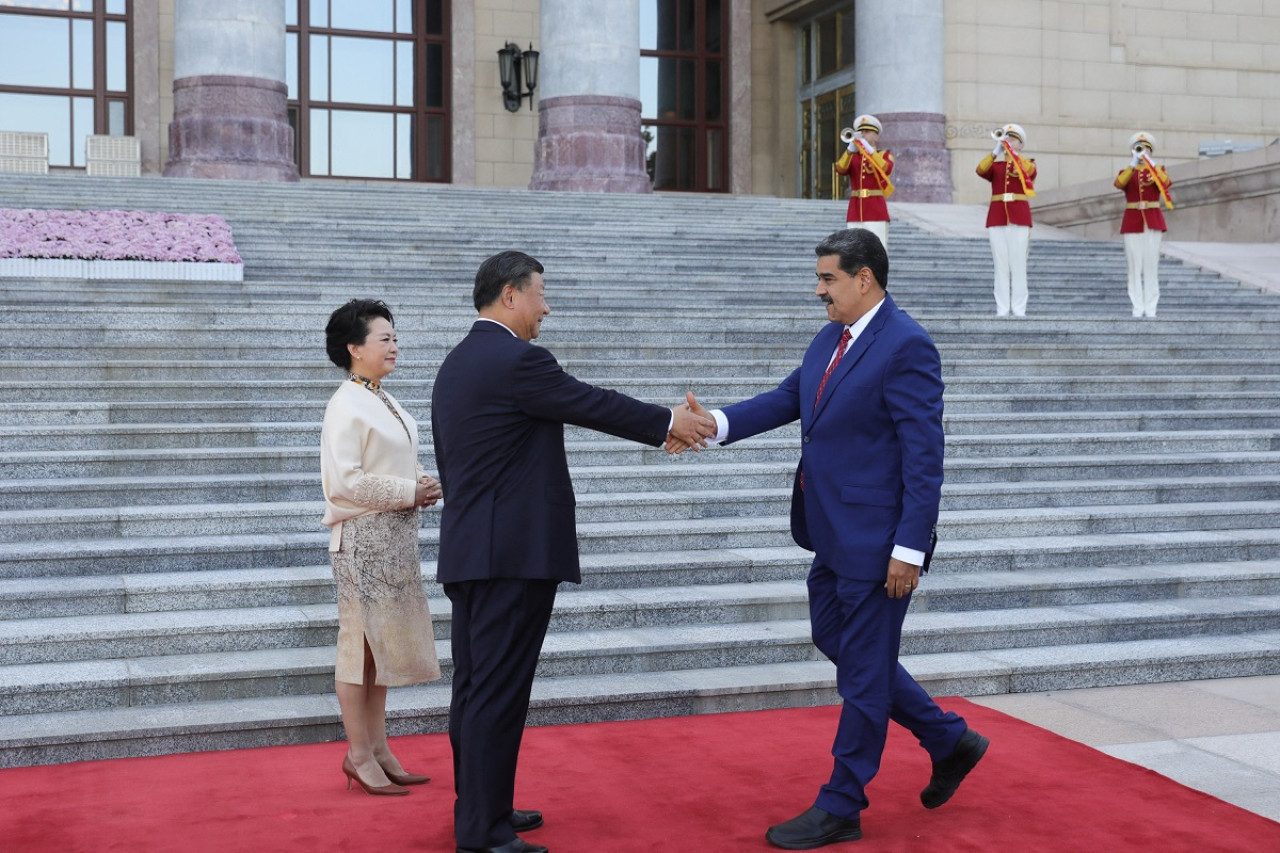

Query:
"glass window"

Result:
[[107, 0, 126, 14], [309, 0, 328, 29], [840, 9, 855, 70], [706, 0, 721, 53], [424, 115, 445, 180], [801, 24, 811, 85], [424, 42, 443, 108], [286, 2, 298, 27], [645, 124, 694, 190], [423, 0, 444, 36], [0, 13, 71, 90], [706, 128, 723, 190], [705, 61, 720, 122], [332, 0, 393, 33], [285, 33, 298, 99], [395, 41, 413, 107], [310, 35, 329, 101], [71, 94, 91, 166], [817, 15, 838, 77], [72, 18, 94, 90], [396, 112, 412, 179], [290, 4, 449, 182], [331, 109, 394, 178], [330, 36, 394, 105], [0, 93, 70, 165], [106, 20, 125, 91], [310, 108, 330, 175], [107, 98, 125, 135]]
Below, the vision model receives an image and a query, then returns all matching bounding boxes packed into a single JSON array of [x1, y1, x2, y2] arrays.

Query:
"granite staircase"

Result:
[[1, 174, 1279, 767]]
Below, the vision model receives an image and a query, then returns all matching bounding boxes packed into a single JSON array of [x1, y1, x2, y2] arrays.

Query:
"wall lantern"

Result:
[[498, 42, 539, 112]]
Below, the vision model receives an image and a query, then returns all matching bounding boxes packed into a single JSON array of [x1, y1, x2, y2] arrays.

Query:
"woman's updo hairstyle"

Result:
[[325, 299, 394, 371]]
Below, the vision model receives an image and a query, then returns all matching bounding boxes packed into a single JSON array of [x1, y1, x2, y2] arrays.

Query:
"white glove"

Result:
[[1130, 152, 1142, 168], [858, 138, 876, 155], [992, 142, 1005, 158], [847, 141, 859, 153]]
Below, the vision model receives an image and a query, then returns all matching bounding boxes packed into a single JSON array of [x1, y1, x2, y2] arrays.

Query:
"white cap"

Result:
[[1128, 131, 1156, 151], [854, 114, 882, 134], [1003, 123, 1026, 144]]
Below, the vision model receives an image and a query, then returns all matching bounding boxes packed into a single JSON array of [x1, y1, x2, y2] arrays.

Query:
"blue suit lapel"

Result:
[[811, 295, 895, 424]]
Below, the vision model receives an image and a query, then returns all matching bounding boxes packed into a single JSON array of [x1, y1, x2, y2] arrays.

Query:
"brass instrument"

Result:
[[840, 127, 856, 144], [991, 128, 1006, 140], [1131, 141, 1151, 154]]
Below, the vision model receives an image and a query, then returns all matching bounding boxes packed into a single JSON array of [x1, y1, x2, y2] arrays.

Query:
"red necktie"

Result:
[[814, 328, 852, 411]]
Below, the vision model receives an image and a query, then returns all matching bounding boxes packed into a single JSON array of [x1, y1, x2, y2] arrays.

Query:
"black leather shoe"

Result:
[[509, 809, 544, 832], [456, 839, 547, 853], [766, 806, 862, 849], [921, 728, 990, 809]]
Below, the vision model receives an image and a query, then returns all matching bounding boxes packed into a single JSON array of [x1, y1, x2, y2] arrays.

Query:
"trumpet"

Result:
[[1131, 142, 1151, 154], [991, 128, 1006, 140], [840, 127, 855, 144]]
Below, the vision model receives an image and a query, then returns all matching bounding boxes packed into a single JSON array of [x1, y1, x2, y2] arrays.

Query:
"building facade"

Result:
[[1, 0, 1277, 204]]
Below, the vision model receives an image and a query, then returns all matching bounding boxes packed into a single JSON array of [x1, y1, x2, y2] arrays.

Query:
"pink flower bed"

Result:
[[0, 208, 243, 264]]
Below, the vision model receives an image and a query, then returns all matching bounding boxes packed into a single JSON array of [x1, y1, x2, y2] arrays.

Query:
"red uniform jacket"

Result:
[[836, 148, 893, 223], [977, 154, 1036, 228], [1115, 166, 1171, 233]]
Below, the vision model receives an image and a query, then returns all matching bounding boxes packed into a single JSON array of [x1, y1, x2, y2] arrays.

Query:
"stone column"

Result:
[[856, 0, 949, 202], [529, 0, 650, 193], [164, 0, 297, 181]]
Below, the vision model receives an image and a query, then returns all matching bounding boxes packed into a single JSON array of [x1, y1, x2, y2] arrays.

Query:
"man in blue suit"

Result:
[[682, 229, 989, 848], [432, 250, 715, 853]]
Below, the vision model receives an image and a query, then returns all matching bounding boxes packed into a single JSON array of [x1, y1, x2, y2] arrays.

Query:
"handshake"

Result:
[[666, 391, 716, 455]]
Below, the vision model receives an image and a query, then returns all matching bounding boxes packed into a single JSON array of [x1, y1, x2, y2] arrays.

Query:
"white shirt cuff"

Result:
[[710, 409, 730, 444], [892, 544, 926, 567]]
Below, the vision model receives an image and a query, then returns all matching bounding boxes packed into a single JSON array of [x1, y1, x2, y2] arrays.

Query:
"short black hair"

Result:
[[815, 228, 889, 290], [325, 299, 394, 370], [473, 250, 545, 311]]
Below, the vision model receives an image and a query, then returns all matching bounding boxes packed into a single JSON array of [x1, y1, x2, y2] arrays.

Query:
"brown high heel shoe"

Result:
[[342, 755, 409, 796], [380, 766, 430, 786]]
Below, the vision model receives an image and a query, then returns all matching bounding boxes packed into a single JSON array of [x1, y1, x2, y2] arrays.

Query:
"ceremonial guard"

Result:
[[834, 114, 894, 248], [976, 123, 1036, 317], [1115, 131, 1173, 318]]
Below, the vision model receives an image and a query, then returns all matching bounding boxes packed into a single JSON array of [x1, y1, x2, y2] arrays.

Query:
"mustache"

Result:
[[819, 295, 834, 305]]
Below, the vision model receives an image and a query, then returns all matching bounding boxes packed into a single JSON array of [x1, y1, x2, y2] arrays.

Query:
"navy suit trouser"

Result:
[[445, 578, 558, 848], [807, 562, 967, 820]]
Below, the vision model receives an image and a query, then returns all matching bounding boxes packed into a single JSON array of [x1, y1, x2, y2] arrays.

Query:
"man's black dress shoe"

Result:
[[509, 809, 544, 832], [766, 805, 862, 849], [456, 839, 547, 853], [921, 727, 990, 809]]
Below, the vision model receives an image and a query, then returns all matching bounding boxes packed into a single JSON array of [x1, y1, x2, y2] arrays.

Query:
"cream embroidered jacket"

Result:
[[320, 380, 423, 551]]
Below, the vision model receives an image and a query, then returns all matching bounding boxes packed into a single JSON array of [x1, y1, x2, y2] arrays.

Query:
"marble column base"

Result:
[[880, 111, 951, 203], [164, 75, 298, 182], [530, 95, 652, 193]]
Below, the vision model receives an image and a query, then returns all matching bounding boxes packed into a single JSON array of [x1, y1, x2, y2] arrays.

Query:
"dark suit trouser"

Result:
[[807, 563, 967, 820], [445, 578, 558, 848]]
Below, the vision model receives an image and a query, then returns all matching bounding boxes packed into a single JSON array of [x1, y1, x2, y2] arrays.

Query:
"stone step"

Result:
[[1, 490, 1278, 545], [7, 405, 1280, 451], [3, 515, 1279, 581], [3, 630, 1279, 768], [4, 587, 1279, 712]]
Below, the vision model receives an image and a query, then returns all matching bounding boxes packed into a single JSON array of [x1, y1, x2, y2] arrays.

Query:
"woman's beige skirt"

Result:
[[330, 508, 441, 686]]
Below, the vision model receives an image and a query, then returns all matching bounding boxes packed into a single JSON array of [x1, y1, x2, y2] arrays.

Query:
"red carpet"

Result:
[[2, 699, 1277, 852]]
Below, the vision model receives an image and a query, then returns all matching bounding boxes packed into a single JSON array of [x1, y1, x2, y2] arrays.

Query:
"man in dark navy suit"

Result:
[[431, 250, 715, 853], [681, 229, 989, 849]]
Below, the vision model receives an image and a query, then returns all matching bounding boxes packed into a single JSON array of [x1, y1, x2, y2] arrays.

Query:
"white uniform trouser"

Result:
[[1124, 229, 1162, 317], [846, 220, 888, 250], [988, 224, 1030, 316]]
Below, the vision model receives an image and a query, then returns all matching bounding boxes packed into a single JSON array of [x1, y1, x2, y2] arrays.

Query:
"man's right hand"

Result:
[[666, 392, 716, 454]]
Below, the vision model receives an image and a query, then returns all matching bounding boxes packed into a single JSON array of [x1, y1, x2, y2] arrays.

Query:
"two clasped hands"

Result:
[[665, 391, 716, 455]]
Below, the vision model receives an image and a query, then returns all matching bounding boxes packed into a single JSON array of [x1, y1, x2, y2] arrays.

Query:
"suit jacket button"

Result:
[[803, 436, 811, 443]]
